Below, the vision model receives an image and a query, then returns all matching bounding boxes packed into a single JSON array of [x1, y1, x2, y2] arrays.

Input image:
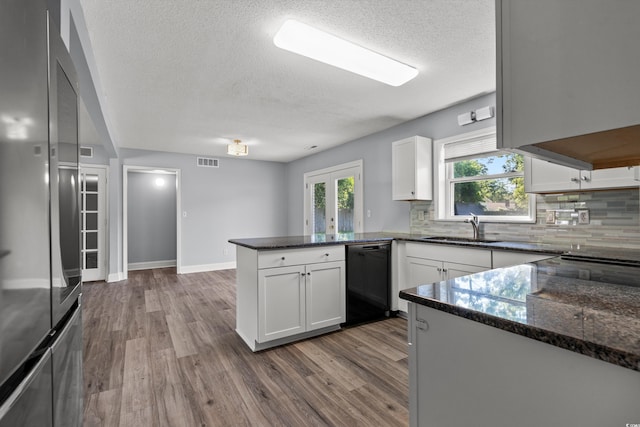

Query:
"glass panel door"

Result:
[[312, 181, 327, 235], [304, 161, 362, 237], [334, 175, 355, 237], [307, 174, 329, 237], [80, 167, 106, 281]]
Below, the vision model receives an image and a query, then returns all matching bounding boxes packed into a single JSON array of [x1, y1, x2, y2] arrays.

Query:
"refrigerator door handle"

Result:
[[51, 306, 80, 352], [0, 348, 52, 420]]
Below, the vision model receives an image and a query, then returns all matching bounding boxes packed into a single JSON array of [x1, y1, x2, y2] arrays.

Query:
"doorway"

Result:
[[80, 166, 107, 282], [304, 160, 363, 236], [122, 166, 181, 279]]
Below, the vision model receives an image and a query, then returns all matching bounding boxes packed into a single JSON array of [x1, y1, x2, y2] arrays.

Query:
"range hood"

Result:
[[512, 124, 640, 171]]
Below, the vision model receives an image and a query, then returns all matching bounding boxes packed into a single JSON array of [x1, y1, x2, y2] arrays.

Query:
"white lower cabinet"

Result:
[[398, 243, 492, 313], [258, 261, 345, 343], [408, 302, 640, 427], [236, 245, 345, 351], [258, 265, 306, 342], [305, 261, 345, 331]]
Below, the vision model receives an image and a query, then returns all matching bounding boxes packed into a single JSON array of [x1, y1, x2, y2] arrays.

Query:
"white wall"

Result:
[[105, 149, 288, 277], [285, 93, 497, 235]]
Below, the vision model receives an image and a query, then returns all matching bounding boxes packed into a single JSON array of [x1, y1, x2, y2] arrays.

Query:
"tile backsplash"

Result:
[[410, 188, 640, 249]]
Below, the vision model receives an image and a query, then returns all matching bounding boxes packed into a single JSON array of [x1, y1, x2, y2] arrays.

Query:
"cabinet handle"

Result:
[[324, 253, 330, 257], [437, 267, 442, 272], [573, 312, 582, 319], [307, 272, 311, 276], [442, 268, 447, 273], [581, 175, 590, 182], [300, 272, 305, 277], [570, 177, 580, 183], [281, 257, 285, 261]]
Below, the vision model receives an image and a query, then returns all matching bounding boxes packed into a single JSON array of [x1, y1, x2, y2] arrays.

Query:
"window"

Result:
[[434, 128, 535, 222]]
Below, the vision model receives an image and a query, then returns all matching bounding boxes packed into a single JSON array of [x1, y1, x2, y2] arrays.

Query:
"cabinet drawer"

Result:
[[258, 245, 345, 269], [406, 242, 491, 268]]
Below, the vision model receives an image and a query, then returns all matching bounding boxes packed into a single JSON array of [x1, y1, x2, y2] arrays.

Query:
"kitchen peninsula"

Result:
[[229, 233, 562, 351], [400, 254, 640, 427]]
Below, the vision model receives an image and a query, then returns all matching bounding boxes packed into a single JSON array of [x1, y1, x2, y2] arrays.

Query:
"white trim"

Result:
[[128, 260, 177, 271], [179, 262, 237, 274], [123, 165, 182, 280], [79, 165, 109, 282], [303, 159, 363, 178], [107, 272, 126, 283], [303, 159, 364, 235], [433, 127, 536, 223]]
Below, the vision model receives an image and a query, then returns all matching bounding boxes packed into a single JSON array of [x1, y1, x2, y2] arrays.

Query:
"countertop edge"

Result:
[[228, 236, 396, 250], [399, 289, 640, 373], [228, 234, 565, 255]]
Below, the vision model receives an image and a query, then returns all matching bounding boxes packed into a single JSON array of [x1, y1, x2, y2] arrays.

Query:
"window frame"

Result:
[[434, 127, 536, 223]]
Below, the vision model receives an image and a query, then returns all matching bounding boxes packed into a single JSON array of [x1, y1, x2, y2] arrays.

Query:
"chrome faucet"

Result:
[[464, 214, 480, 240]]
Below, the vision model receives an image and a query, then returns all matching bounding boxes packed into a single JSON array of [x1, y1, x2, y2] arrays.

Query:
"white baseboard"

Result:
[[107, 261, 236, 281], [179, 261, 236, 274], [107, 272, 126, 283], [128, 260, 176, 271]]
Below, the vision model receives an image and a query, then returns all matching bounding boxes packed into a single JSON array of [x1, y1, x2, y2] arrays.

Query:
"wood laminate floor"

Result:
[[82, 268, 409, 427]]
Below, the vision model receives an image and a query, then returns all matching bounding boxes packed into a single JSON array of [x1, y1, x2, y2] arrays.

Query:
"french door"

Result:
[[80, 166, 107, 281], [304, 160, 363, 237]]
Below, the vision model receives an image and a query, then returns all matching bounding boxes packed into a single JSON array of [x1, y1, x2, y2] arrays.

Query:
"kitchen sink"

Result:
[[420, 236, 502, 244]]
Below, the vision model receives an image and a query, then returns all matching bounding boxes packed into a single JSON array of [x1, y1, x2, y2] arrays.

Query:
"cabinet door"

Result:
[[581, 167, 638, 191], [525, 157, 580, 193], [258, 265, 306, 342], [444, 262, 487, 281], [306, 261, 345, 331], [400, 257, 443, 313], [392, 136, 432, 200], [498, 0, 640, 151]]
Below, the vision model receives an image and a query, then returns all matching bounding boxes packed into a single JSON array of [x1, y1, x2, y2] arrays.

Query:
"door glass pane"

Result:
[[85, 252, 98, 269], [85, 193, 97, 211], [312, 182, 326, 236], [85, 174, 98, 192], [336, 176, 355, 237], [86, 232, 97, 250], [86, 213, 97, 231]]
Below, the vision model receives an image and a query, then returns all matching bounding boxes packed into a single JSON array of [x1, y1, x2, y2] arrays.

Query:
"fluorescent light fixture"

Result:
[[273, 19, 418, 87]]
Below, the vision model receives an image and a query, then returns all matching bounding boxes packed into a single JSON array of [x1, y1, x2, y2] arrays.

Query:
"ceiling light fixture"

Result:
[[227, 139, 248, 156], [273, 19, 418, 87]]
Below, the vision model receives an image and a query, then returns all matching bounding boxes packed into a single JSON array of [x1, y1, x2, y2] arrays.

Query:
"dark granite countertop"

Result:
[[229, 232, 567, 255], [400, 257, 640, 372], [229, 232, 399, 249]]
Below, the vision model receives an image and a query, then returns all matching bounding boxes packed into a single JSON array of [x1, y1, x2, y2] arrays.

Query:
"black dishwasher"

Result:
[[345, 243, 391, 326]]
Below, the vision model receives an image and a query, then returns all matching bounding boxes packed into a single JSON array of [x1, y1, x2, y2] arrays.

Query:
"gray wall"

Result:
[[116, 149, 289, 271], [285, 93, 497, 235], [127, 172, 177, 264]]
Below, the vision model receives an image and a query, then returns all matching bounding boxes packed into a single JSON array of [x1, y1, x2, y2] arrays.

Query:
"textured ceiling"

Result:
[[79, 0, 496, 162]]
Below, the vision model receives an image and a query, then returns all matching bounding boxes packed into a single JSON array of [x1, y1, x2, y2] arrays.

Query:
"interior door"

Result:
[[80, 167, 106, 281]]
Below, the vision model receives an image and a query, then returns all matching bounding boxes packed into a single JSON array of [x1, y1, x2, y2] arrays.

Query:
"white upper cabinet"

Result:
[[392, 136, 432, 200], [497, 0, 640, 169], [525, 157, 638, 193]]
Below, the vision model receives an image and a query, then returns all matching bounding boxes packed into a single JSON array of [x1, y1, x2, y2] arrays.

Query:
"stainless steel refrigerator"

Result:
[[0, 1, 83, 426]]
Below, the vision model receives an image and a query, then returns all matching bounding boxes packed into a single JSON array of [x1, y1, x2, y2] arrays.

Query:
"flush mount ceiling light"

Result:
[[227, 139, 248, 156], [273, 19, 418, 87]]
